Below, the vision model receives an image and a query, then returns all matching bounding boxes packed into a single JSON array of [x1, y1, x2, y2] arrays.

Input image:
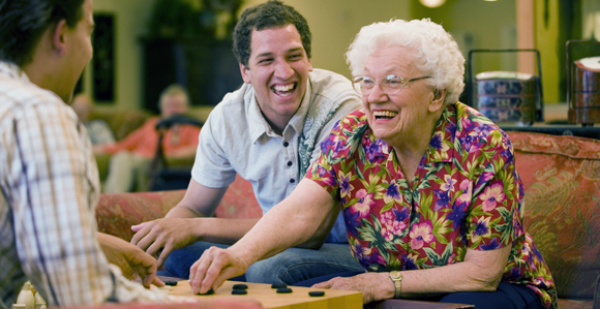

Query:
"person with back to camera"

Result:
[[187, 18, 558, 309], [130, 0, 364, 285], [96, 84, 201, 193], [0, 0, 262, 308]]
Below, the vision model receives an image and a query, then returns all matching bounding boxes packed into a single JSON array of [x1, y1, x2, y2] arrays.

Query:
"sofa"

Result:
[[95, 131, 600, 309]]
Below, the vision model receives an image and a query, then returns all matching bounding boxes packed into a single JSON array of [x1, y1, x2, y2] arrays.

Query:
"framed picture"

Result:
[[92, 13, 115, 102]]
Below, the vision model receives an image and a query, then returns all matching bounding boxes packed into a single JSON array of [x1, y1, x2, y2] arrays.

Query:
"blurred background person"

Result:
[[96, 84, 201, 193], [71, 93, 116, 146]]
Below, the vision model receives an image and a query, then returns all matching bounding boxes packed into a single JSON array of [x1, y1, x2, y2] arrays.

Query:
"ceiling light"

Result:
[[419, 0, 446, 8]]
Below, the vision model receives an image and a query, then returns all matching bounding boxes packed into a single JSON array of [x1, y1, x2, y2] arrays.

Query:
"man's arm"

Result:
[[131, 179, 261, 267]]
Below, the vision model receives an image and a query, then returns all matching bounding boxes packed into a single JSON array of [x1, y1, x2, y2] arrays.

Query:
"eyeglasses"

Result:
[[352, 75, 432, 94]]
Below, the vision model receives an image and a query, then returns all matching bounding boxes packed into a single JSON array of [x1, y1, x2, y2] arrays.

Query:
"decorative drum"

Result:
[[475, 71, 539, 124], [570, 56, 600, 125]]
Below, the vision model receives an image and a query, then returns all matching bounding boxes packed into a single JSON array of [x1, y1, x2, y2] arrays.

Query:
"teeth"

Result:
[[273, 84, 294, 92], [373, 110, 398, 118]]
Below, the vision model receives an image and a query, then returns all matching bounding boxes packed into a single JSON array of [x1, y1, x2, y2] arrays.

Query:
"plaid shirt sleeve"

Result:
[[0, 63, 168, 307]]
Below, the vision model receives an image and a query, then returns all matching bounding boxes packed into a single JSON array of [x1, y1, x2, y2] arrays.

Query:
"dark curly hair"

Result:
[[233, 0, 311, 67], [0, 0, 85, 66]]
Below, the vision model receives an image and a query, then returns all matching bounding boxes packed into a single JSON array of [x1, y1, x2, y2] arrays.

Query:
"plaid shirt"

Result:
[[0, 61, 163, 307]]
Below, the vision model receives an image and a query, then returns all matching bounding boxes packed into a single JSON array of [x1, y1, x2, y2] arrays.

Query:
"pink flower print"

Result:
[[381, 227, 395, 242], [353, 189, 375, 218], [441, 174, 457, 192], [479, 183, 506, 212], [457, 180, 473, 205], [461, 117, 473, 131], [459, 179, 471, 191], [380, 211, 406, 241], [409, 221, 434, 250], [392, 219, 407, 234]]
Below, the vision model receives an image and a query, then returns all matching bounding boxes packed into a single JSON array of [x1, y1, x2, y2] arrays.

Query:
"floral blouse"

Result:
[[307, 102, 557, 308]]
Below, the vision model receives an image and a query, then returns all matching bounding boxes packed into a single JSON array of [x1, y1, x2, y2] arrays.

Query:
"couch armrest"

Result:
[[95, 175, 262, 242], [96, 190, 186, 242]]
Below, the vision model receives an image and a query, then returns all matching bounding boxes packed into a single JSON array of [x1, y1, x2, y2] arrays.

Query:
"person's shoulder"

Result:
[[208, 84, 251, 117], [0, 78, 73, 124], [309, 69, 357, 97], [321, 109, 369, 157], [308, 69, 362, 115], [454, 102, 510, 150], [328, 109, 368, 137]]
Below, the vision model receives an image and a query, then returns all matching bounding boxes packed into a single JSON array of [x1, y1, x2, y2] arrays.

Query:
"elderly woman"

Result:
[[189, 19, 557, 309]]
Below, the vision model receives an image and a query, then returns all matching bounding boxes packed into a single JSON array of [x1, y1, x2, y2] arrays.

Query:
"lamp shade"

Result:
[[419, 0, 446, 8]]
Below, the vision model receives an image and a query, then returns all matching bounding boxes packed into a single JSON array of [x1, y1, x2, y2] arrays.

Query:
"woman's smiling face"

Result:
[[361, 45, 437, 146]]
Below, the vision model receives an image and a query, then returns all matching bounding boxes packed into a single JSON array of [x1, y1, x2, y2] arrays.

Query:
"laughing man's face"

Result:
[[240, 24, 313, 132]]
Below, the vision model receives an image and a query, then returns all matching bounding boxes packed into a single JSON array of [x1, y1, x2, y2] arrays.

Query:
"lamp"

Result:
[[419, 0, 446, 8]]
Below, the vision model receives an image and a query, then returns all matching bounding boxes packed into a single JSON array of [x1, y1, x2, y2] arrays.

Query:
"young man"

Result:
[[131, 0, 364, 285], [0, 1, 260, 309]]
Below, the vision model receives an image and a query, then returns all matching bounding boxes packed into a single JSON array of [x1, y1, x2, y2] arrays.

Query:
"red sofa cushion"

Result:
[[509, 131, 600, 300], [96, 175, 261, 242]]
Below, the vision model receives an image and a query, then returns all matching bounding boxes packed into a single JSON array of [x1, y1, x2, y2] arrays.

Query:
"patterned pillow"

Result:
[[509, 131, 600, 299], [96, 190, 185, 241]]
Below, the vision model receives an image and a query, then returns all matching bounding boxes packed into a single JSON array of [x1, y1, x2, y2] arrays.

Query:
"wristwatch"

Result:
[[389, 271, 403, 298]]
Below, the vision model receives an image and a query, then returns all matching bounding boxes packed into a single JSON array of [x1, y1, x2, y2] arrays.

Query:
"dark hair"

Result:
[[0, 0, 85, 66], [233, 0, 311, 67]]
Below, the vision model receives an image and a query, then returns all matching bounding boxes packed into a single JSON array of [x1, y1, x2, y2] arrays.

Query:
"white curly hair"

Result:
[[346, 18, 465, 104]]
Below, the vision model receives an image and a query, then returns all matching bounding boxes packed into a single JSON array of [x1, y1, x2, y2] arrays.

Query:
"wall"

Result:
[[411, 0, 517, 77], [83, 0, 156, 110], [240, 0, 411, 78]]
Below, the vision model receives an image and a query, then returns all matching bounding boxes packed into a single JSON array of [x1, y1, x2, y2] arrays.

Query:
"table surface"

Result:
[[167, 280, 363, 309], [161, 277, 472, 309]]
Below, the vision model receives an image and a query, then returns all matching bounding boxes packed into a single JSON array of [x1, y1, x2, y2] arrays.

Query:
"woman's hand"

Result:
[[312, 272, 395, 304]]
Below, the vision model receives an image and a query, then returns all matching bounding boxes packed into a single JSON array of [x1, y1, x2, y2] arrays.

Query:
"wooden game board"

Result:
[[168, 280, 363, 309]]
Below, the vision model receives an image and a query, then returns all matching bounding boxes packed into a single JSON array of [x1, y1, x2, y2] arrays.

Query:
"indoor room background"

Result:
[[83, 0, 600, 118]]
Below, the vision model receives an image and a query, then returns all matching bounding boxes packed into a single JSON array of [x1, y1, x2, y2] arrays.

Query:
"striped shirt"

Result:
[[0, 61, 164, 307]]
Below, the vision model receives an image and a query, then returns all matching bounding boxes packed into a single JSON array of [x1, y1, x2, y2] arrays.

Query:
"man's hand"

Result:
[[97, 232, 164, 288], [189, 246, 250, 295], [312, 272, 394, 304], [130, 218, 200, 267]]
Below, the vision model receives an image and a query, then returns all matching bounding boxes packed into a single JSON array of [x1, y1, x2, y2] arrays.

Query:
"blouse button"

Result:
[[289, 179, 295, 184], [287, 161, 293, 167], [283, 142, 289, 147]]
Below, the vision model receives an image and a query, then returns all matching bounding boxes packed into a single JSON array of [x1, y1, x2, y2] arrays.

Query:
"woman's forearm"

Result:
[[229, 179, 336, 264], [399, 245, 511, 297]]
